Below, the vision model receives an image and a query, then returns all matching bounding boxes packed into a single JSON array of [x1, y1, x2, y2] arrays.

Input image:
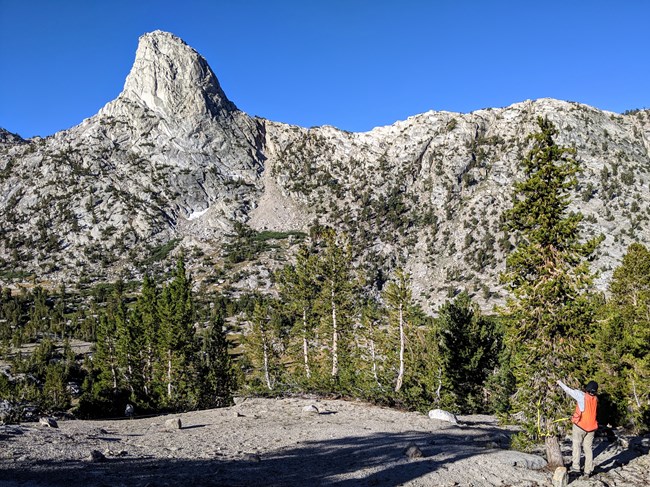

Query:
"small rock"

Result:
[[106, 449, 128, 457], [164, 418, 182, 430], [242, 453, 261, 462], [88, 450, 106, 462], [552, 466, 568, 487], [404, 444, 423, 459], [125, 404, 135, 418], [511, 453, 547, 470], [302, 404, 319, 414], [485, 441, 499, 449], [233, 411, 243, 417], [39, 417, 58, 428], [0, 400, 19, 425], [428, 409, 458, 424], [233, 397, 246, 405]]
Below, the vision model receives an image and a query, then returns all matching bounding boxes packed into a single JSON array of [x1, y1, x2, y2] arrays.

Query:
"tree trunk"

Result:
[[302, 308, 311, 379], [395, 303, 405, 392], [369, 330, 380, 386], [545, 435, 564, 469], [262, 333, 272, 390], [167, 350, 173, 399], [331, 288, 338, 378]]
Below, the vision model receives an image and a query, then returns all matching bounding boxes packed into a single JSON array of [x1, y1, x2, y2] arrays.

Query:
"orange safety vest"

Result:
[[571, 393, 598, 432]]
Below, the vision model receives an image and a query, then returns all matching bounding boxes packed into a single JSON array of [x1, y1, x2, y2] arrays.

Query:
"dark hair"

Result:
[[585, 380, 598, 394]]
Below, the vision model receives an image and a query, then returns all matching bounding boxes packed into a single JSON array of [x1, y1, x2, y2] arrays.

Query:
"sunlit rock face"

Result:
[[103, 30, 236, 120], [1, 31, 649, 311]]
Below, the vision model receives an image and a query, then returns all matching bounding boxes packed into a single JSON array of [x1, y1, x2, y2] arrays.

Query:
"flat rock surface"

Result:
[[0, 398, 648, 486]]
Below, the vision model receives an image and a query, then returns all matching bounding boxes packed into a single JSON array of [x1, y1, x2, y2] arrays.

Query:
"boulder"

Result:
[[511, 453, 547, 470], [39, 417, 58, 428], [552, 466, 568, 487], [88, 450, 106, 462], [0, 400, 19, 425], [164, 418, 182, 430], [242, 453, 261, 462], [404, 444, 424, 459], [428, 409, 458, 424], [125, 404, 135, 418], [302, 404, 319, 414]]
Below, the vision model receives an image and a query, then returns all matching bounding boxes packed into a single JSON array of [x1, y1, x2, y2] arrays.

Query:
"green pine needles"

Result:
[[500, 117, 602, 441]]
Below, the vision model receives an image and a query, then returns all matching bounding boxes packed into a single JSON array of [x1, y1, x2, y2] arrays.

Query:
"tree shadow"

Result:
[[0, 426, 517, 486], [593, 436, 650, 474]]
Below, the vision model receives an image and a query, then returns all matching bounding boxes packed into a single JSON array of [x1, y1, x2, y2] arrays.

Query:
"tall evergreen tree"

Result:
[[112, 281, 141, 399], [277, 244, 319, 381], [158, 258, 198, 409], [245, 299, 283, 391], [383, 268, 413, 392], [500, 117, 601, 441], [94, 312, 120, 393], [198, 315, 235, 408], [356, 299, 385, 390], [135, 275, 159, 404], [598, 243, 650, 431], [42, 362, 70, 411], [312, 229, 357, 383], [434, 292, 501, 413]]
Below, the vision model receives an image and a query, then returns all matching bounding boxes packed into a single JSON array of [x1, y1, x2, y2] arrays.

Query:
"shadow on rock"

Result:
[[0, 428, 514, 486]]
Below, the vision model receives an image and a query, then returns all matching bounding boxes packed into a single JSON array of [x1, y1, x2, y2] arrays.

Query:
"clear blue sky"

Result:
[[1, 1, 649, 138]]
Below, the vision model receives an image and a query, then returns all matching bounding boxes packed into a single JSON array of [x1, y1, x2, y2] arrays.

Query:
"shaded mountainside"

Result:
[[2, 30, 650, 310]]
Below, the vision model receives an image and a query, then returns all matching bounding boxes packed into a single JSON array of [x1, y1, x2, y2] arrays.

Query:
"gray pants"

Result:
[[572, 424, 595, 474]]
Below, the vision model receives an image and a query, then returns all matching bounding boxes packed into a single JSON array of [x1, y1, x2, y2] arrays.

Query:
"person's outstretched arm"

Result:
[[557, 380, 585, 411]]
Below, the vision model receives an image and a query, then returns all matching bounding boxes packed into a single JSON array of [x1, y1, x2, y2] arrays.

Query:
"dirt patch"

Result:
[[0, 397, 648, 486]]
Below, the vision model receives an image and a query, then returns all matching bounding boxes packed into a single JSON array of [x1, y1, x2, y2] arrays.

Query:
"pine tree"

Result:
[[112, 281, 141, 399], [383, 268, 413, 392], [158, 258, 198, 410], [245, 300, 281, 391], [42, 362, 70, 411], [314, 228, 356, 382], [598, 243, 650, 431], [27, 286, 50, 341], [93, 286, 124, 394], [198, 315, 235, 407], [136, 275, 159, 403], [500, 117, 601, 442], [356, 299, 385, 391], [434, 291, 501, 413], [277, 244, 320, 381]]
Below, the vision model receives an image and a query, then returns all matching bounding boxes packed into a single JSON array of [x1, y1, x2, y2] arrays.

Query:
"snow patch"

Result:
[[188, 208, 209, 220]]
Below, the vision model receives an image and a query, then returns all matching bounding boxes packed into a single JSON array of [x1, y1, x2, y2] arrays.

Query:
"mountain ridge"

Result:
[[1, 31, 649, 311]]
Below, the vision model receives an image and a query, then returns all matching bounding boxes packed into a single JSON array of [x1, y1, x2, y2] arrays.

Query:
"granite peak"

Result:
[[102, 30, 236, 120]]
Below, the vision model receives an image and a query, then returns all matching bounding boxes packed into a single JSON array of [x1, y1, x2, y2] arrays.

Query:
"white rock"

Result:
[[39, 417, 58, 428], [302, 404, 320, 414], [428, 409, 458, 424], [164, 417, 182, 430], [552, 466, 568, 487]]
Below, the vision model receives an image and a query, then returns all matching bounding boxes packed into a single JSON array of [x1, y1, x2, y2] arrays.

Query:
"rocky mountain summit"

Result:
[[1, 30, 650, 310]]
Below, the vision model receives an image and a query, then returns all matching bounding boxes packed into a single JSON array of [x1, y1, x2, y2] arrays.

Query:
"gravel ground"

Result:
[[1, 397, 648, 486]]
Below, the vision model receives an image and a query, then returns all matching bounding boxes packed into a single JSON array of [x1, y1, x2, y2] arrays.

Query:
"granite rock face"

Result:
[[1, 31, 650, 311]]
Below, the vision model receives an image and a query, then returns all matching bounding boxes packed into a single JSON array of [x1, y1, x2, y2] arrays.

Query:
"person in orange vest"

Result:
[[557, 379, 599, 478]]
